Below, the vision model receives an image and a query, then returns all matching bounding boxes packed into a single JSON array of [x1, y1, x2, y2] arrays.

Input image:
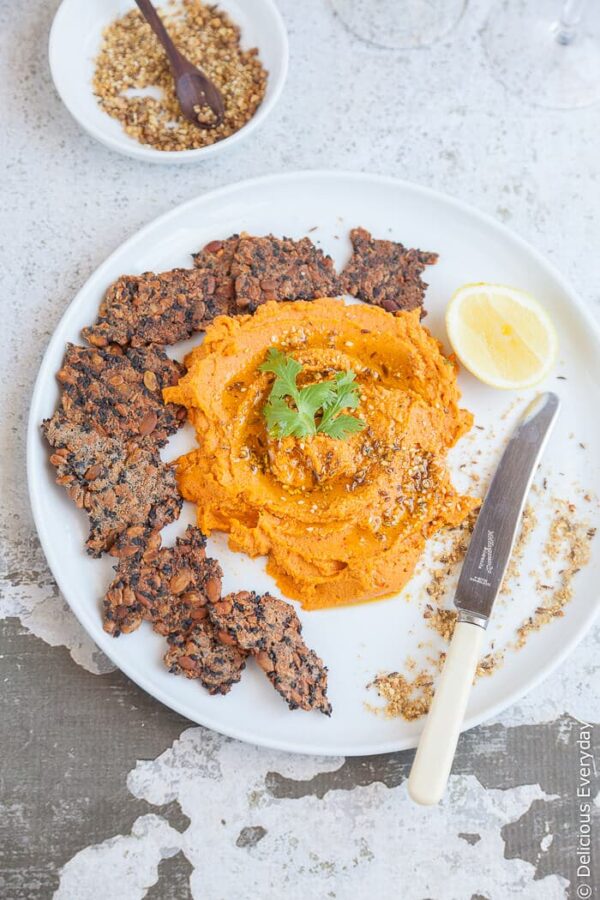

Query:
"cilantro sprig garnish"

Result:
[[259, 348, 366, 441]]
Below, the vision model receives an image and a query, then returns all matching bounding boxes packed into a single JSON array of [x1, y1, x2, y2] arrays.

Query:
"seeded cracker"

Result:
[[231, 235, 342, 312], [192, 235, 240, 312], [209, 591, 332, 714], [57, 343, 185, 447], [165, 621, 248, 695], [341, 227, 438, 313], [42, 414, 181, 556], [192, 236, 240, 274], [104, 526, 247, 693], [82, 268, 222, 348], [104, 525, 219, 633]]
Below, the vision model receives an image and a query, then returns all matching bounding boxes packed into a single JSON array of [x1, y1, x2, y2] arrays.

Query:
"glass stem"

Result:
[[554, 0, 588, 45]]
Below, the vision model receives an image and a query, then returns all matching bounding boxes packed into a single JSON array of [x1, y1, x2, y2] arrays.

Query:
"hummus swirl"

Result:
[[165, 298, 476, 609]]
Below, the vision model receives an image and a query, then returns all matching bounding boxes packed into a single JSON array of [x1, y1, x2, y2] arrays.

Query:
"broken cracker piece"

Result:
[[57, 343, 185, 447], [104, 525, 247, 695], [192, 235, 239, 312], [341, 227, 438, 313], [231, 235, 342, 312], [103, 525, 221, 637], [209, 590, 331, 714], [82, 268, 223, 348], [165, 620, 248, 695], [42, 414, 181, 556]]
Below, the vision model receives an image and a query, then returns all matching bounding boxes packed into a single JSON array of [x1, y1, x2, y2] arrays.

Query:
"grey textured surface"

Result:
[[1, 0, 599, 897]]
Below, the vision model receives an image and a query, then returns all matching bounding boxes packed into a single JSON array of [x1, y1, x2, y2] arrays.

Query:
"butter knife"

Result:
[[408, 391, 560, 805]]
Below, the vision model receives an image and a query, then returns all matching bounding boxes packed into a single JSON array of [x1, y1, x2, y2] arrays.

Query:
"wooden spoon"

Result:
[[135, 0, 225, 129]]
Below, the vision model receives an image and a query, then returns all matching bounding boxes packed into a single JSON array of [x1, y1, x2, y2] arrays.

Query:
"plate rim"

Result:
[[26, 169, 600, 756]]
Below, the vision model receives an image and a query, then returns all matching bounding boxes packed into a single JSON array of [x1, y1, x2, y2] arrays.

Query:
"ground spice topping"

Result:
[[93, 1, 268, 152], [423, 510, 478, 605], [368, 495, 596, 721], [367, 670, 435, 721], [515, 500, 595, 647]]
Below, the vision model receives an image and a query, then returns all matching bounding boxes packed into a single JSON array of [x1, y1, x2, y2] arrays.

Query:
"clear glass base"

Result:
[[330, 0, 466, 50], [482, 0, 600, 109]]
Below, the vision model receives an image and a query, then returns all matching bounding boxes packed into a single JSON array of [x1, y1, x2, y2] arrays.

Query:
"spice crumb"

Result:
[[423, 606, 457, 642], [93, 1, 268, 152], [423, 510, 478, 605], [500, 504, 537, 593], [367, 670, 435, 720], [366, 494, 595, 721], [515, 500, 595, 647]]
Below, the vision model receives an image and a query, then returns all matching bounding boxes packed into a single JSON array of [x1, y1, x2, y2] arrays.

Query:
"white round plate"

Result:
[[49, 0, 288, 164], [27, 171, 600, 755]]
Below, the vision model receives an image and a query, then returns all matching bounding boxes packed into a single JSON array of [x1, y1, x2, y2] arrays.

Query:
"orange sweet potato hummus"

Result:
[[164, 298, 476, 610]]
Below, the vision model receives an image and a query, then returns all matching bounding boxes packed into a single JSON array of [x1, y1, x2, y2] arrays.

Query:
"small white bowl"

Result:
[[49, 0, 288, 164]]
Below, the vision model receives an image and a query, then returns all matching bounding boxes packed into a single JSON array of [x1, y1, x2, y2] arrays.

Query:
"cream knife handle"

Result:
[[408, 620, 484, 806]]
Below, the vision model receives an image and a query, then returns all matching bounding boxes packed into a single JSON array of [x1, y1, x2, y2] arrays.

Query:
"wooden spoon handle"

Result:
[[134, 0, 188, 76]]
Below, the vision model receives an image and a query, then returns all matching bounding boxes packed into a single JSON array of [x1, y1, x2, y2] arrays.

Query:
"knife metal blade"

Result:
[[455, 392, 560, 628]]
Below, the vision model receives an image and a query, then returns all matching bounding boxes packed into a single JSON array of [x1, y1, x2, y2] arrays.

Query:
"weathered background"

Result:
[[1, 0, 599, 897]]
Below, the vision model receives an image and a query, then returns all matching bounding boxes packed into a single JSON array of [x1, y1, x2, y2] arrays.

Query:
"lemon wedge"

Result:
[[445, 283, 558, 390]]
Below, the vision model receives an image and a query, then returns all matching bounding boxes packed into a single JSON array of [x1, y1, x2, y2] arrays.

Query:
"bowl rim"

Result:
[[48, 0, 289, 164]]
